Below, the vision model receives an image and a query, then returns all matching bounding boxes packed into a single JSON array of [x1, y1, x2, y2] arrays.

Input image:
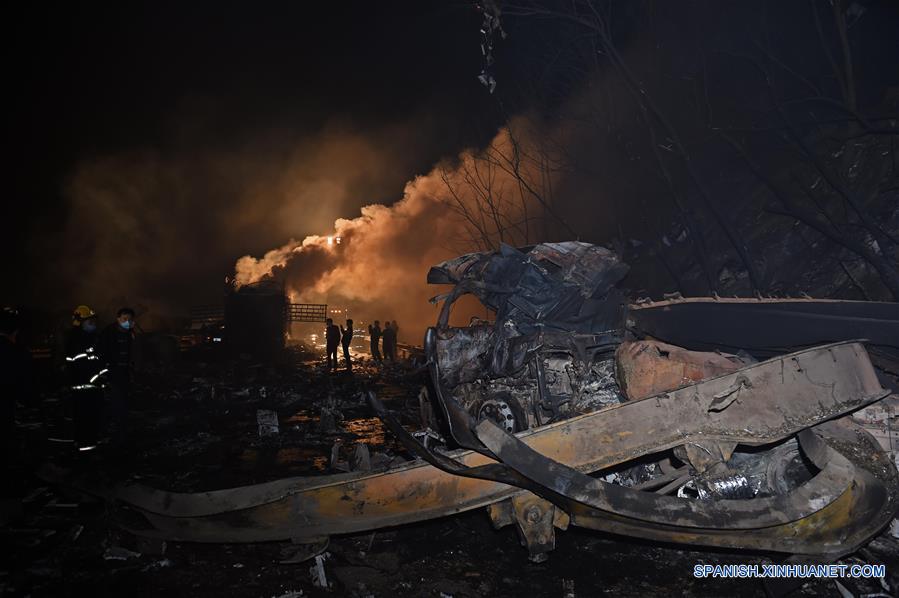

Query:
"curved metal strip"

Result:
[[376, 393, 897, 557], [369, 391, 530, 488], [473, 418, 855, 530], [567, 421, 897, 557]]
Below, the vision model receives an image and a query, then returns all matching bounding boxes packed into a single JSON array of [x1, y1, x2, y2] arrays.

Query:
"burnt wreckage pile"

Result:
[[426, 243, 631, 428], [116, 242, 899, 565]]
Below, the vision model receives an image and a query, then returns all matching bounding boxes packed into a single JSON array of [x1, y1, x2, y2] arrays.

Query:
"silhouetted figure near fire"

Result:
[[98, 307, 136, 441], [340, 319, 353, 371], [325, 318, 341, 371], [66, 305, 104, 452], [383, 321, 397, 362], [368, 320, 382, 362]]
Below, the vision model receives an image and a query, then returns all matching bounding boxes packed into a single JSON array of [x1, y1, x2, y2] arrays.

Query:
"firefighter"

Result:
[[98, 306, 135, 439], [65, 305, 105, 451]]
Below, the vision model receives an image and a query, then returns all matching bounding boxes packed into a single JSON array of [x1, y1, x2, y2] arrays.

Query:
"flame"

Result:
[[234, 125, 553, 341]]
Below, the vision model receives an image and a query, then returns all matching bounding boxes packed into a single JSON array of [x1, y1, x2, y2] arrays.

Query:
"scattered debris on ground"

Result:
[[5, 242, 899, 596]]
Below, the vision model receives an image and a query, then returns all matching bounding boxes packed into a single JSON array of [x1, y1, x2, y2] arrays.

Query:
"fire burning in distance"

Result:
[[234, 177, 481, 343], [52, 118, 559, 339], [234, 126, 549, 343]]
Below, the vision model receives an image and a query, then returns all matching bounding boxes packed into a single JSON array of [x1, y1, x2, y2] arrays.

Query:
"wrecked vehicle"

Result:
[[113, 242, 899, 564]]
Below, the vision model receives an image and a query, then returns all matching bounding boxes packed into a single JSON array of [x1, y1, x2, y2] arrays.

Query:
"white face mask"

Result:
[[119, 319, 133, 330]]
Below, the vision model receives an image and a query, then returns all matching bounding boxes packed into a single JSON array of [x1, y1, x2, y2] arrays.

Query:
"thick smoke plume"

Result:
[[50, 67, 633, 336], [46, 115, 485, 326], [234, 125, 552, 343]]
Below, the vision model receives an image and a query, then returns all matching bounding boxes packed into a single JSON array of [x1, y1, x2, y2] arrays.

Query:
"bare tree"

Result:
[[705, 1, 899, 298], [502, 0, 765, 293], [478, 0, 897, 299], [438, 118, 577, 251]]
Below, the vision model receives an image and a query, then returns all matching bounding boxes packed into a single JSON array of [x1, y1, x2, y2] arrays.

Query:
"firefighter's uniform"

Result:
[[65, 306, 106, 451]]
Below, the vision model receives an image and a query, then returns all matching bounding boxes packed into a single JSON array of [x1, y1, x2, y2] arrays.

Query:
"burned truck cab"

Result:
[[420, 241, 899, 561], [425, 242, 632, 436]]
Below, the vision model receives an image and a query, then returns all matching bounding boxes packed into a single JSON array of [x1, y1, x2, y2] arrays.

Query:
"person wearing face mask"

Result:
[[98, 306, 136, 440], [65, 305, 105, 451]]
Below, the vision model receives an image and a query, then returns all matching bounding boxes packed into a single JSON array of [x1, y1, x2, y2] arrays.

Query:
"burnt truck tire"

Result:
[[469, 392, 529, 434]]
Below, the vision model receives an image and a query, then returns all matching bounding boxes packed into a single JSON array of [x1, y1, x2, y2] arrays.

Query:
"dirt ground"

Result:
[[3, 346, 897, 597]]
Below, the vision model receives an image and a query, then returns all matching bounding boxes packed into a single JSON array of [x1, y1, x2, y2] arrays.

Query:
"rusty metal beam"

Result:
[[562, 420, 897, 558], [474, 416, 897, 557], [117, 341, 888, 546]]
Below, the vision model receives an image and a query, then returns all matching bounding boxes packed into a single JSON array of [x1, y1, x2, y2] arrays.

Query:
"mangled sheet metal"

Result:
[[428, 241, 628, 339], [427, 242, 631, 430], [116, 341, 893, 555], [424, 241, 898, 435], [111, 241, 899, 562], [615, 339, 748, 401]]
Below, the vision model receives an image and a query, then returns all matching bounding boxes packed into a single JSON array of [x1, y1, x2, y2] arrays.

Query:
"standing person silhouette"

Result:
[[367, 320, 382, 362], [340, 319, 353, 371], [391, 321, 400, 359], [97, 306, 136, 444], [325, 318, 341, 371], [382, 321, 397, 362]]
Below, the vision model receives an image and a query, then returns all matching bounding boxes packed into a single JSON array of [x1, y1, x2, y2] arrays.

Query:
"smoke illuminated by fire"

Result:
[[234, 126, 550, 342], [54, 115, 569, 338], [233, 177, 480, 343]]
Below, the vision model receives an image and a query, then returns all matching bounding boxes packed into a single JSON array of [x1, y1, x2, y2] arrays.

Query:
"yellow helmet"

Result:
[[72, 305, 96, 322]]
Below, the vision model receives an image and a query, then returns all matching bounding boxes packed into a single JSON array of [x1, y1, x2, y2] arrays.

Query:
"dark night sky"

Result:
[[12, 2, 490, 155], [11, 2, 491, 154], [6, 1, 898, 318], [7, 1, 502, 310]]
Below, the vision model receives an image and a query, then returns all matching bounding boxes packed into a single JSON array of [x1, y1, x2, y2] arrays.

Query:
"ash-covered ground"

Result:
[[3, 346, 898, 598]]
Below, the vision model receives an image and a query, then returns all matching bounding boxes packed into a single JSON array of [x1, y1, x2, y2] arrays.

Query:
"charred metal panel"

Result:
[[435, 341, 886, 468], [615, 340, 747, 401], [430, 242, 629, 334], [433, 325, 495, 388], [628, 297, 899, 353]]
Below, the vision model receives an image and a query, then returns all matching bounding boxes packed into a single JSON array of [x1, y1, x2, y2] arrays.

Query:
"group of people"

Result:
[[367, 320, 399, 363], [323, 318, 400, 372], [1, 304, 137, 459], [64, 305, 137, 451], [325, 318, 353, 371]]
